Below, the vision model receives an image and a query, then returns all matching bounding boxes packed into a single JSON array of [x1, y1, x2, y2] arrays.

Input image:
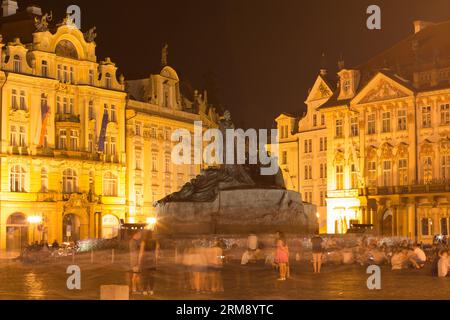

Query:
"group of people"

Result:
[[128, 230, 160, 296], [180, 241, 225, 293]]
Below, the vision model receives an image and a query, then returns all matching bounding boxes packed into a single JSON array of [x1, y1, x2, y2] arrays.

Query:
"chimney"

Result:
[[1, 0, 18, 17], [414, 20, 435, 34], [26, 5, 42, 15]]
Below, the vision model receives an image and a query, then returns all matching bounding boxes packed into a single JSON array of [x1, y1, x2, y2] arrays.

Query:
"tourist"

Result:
[[409, 243, 426, 269], [190, 246, 208, 293], [181, 244, 195, 290], [138, 231, 159, 296], [311, 234, 323, 274], [129, 230, 142, 294], [51, 240, 59, 250], [391, 249, 408, 270], [275, 238, 289, 281], [438, 249, 449, 278]]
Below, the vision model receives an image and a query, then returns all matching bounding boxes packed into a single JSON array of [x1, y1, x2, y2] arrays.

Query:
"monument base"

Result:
[[156, 189, 317, 236]]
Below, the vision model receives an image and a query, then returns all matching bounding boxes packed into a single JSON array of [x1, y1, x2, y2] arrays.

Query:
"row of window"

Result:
[[335, 105, 450, 138], [422, 217, 450, 236], [303, 163, 328, 180], [9, 166, 118, 196], [13, 55, 113, 88]]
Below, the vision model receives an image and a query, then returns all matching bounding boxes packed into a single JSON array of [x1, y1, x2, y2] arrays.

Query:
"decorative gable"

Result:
[[352, 73, 413, 105], [306, 75, 333, 103]]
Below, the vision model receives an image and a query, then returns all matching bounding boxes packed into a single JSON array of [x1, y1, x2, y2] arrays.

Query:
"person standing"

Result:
[[438, 249, 449, 278], [275, 239, 289, 281], [138, 231, 159, 296], [129, 230, 142, 294], [311, 234, 323, 274]]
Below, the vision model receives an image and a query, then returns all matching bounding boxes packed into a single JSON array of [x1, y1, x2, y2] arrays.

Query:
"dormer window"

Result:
[[343, 80, 351, 93], [13, 55, 21, 73], [105, 73, 112, 89]]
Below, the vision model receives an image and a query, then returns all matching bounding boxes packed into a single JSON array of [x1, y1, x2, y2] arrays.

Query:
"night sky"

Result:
[[18, 0, 450, 128]]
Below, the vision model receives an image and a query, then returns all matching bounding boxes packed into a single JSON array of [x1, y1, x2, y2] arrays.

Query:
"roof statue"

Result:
[[34, 11, 53, 32], [161, 43, 168, 67], [58, 12, 76, 28], [84, 26, 97, 43]]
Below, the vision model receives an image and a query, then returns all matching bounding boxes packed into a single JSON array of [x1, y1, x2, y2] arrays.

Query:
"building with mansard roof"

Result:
[[275, 20, 450, 242]]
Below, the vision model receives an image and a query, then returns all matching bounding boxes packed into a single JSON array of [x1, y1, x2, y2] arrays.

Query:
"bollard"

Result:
[[91, 249, 94, 264], [111, 249, 115, 264]]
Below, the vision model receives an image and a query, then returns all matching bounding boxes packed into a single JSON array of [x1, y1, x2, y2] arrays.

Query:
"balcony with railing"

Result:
[[366, 180, 450, 196], [55, 114, 81, 123]]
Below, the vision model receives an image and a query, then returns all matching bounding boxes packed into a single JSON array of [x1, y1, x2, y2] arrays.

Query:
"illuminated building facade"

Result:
[[276, 21, 450, 242], [0, 2, 219, 251]]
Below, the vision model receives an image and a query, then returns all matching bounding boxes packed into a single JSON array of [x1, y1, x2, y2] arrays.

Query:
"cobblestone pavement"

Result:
[[0, 251, 449, 300]]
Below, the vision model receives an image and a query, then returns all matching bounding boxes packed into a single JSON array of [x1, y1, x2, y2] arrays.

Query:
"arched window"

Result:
[[55, 40, 78, 59], [10, 165, 26, 192], [103, 172, 118, 196], [13, 55, 21, 73], [62, 169, 78, 194]]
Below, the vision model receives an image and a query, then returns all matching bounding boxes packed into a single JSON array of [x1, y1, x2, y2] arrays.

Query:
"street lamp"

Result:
[[27, 215, 43, 244], [146, 217, 157, 231]]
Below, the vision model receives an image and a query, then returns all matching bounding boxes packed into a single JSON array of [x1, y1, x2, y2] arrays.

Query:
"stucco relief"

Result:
[[360, 79, 408, 104]]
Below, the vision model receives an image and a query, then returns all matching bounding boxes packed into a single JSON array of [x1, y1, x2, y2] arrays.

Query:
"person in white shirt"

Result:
[[438, 250, 449, 278], [409, 244, 426, 269]]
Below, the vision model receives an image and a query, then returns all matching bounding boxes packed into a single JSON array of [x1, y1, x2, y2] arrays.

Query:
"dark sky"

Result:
[[19, 0, 450, 128]]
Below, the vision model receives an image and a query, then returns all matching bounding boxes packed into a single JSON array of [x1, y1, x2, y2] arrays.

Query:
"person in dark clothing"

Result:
[[138, 231, 160, 296], [311, 235, 324, 274]]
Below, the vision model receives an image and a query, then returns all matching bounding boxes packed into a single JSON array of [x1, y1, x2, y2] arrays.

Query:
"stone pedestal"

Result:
[[100, 285, 129, 300], [156, 189, 317, 236]]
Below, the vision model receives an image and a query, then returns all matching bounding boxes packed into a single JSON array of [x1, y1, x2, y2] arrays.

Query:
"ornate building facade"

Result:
[[0, 2, 219, 251], [276, 20, 450, 243]]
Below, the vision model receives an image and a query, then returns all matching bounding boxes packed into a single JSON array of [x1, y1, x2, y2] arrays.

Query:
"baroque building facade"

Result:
[[0, 2, 219, 252], [276, 20, 450, 243]]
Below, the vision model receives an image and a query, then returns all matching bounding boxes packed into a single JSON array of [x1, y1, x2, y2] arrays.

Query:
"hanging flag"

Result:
[[39, 100, 50, 146], [97, 110, 108, 152]]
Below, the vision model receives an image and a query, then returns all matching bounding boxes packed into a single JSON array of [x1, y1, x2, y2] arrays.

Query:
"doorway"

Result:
[[6, 213, 28, 252], [63, 214, 81, 242]]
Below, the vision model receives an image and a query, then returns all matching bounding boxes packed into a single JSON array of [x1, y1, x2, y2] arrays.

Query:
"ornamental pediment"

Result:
[[352, 73, 413, 105], [306, 76, 333, 103]]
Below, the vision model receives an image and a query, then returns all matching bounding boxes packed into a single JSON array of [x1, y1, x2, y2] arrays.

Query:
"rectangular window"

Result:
[[382, 112, 391, 133], [70, 66, 74, 84], [18, 126, 26, 147], [442, 155, 450, 180], [19, 91, 26, 110], [304, 140, 308, 153], [41, 60, 48, 77], [57, 65, 62, 80], [88, 133, 94, 153], [336, 165, 344, 190], [152, 155, 158, 172], [350, 117, 359, 137], [11, 89, 18, 110], [335, 119, 343, 138], [10, 126, 17, 147], [69, 130, 79, 151], [63, 65, 68, 83], [368, 161, 377, 187], [367, 113, 376, 135], [308, 139, 312, 153], [422, 106, 432, 128], [313, 114, 317, 127], [136, 122, 142, 136], [59, 130, 67, 150], [89, 101, 95, 120], [441, 218, 449, 236], [421, 218, 431, 236], [351, 164, 358, 189], [321, 114, 326, 126], [320, 163, 324, 179], [69, 98, 74, 114], [63, 97, 68, 114], [441, 104, 450, 125], [89, 70, 95, 85], [382, 160, 392, 186], [398, 159, 408, 186], [110, 105, 117, 122], [397, 110, 407, 131], [136, 152, 142, 170], [56, 96, 61, 114], [423, 157, 433, 183], [110, 137, 117, 156]]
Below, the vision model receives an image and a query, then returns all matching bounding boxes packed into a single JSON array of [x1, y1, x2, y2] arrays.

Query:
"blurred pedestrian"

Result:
[[138, 231, 159, 296], [129, 230, 142, 294], [275, 238, 289, 281], [311, 234, 323, 274]]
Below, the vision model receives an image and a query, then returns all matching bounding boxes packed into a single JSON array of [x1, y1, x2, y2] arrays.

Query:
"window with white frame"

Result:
[[152, 154, 158, 172], [41, 60, 48, 77], [103, 172, 118, 197], [336, 165, 344, 190], [382, 160, 392, 186], [441, 104, 450, 125], [13, 55, 21, 73], [367, 113, 376, 135], [62, 169, 78, 194], [89, 70, 94, 85], [398, 158, 408, 186], [382, 112, 391, 133], [11, 89, 18, 110], [351, 164, 358, 189], [335, 119, 343, 138], [10, 126, 17, 146], [422, 106, 432, 128], [368, 161, 377, 187], [398, 110, 407, 131], [442, 155, 450, 180], [41, 168, 48, 193], [110, 105, 117, 122], [89, 101, 95, 120], [59, 129, 67, 149], [105, 73, 112, 88], [10, 165, 26, 192], [19, 91, 26, 111], [350, 117, 359, 136], [18, 126, 26, 147], [423, 156, 433, 183], [69, 130, 79, 151]]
